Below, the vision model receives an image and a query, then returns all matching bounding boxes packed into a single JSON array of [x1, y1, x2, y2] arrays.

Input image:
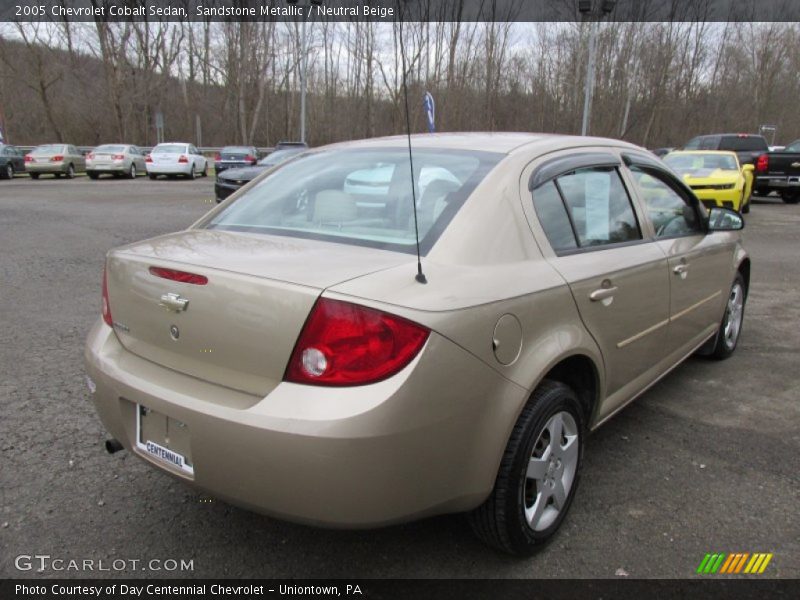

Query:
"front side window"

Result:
[[630, 167, 703, 238], [206, 147, 503, 254]]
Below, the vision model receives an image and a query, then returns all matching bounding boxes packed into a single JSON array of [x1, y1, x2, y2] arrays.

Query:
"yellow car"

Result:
[[663, 151, 754, 213]]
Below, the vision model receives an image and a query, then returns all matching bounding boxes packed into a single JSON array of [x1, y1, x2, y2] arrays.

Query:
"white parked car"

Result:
[[145, 143, 208, 180]]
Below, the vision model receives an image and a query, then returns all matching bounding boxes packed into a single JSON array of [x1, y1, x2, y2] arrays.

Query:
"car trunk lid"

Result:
[[105, 229, 411, 396]]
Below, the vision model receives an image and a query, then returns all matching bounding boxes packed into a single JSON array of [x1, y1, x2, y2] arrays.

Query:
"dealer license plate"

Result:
[[136, 404, 194, 476]]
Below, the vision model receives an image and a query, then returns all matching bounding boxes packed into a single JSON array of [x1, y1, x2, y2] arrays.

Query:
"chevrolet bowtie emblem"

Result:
[[791, 162, 800, 168], [159, 292, 189, 312]]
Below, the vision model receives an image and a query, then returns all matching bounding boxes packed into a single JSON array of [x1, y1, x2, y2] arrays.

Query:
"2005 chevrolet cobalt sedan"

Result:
[[85, 133, 749, 554]]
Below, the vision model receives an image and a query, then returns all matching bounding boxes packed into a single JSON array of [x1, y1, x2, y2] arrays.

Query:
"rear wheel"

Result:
[[129, 164, 136, 179], [468, 380, 584, 555], [30, 173, 40, 180], [201, 163, 208, 177], [148, 173, 157, 180], [88, 172, 99, 180], [66, 164, 75, 179], [3, 164, 12, 179], [187, 165, 196, 180], [710, 273, 746, 359], [782, 192, 799, 204]]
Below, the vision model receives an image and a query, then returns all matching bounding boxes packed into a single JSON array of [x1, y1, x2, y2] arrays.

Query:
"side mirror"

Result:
[[708, 207, 744, 231]]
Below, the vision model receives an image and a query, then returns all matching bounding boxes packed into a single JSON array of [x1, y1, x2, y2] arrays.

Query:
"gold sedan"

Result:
[[86, 134, 750, 555]]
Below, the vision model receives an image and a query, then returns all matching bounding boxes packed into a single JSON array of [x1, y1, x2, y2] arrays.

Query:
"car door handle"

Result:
[[589, 286, 618, 302], [673, 264, 689, 275]]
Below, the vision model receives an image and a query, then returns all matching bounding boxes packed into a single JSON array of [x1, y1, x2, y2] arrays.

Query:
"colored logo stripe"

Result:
[[698, 553, 773, 574]]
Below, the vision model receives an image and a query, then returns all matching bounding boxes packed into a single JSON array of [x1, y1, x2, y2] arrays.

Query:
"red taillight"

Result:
[[285, 298, 430, 386], [24, 155, 33, 162], [149, 266, 208, 285], [111, 154, 124, 160], [245, 154, 255, 163], [178, 155, 188, 163], [102, 265, 113, 327], [756, 153, 769, 173], [145, 155, 152, 163], [87, 152, 95, 160], [51, 155, 64, 162], [214, 152, 221, 161]]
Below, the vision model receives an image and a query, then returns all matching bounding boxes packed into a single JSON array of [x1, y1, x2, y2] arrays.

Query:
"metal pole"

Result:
[[300, 15, 307, 144], [581, 18, 599, 136]]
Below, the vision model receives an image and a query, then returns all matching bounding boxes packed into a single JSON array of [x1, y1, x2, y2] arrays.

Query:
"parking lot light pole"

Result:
[[580, 0, 616, 136]]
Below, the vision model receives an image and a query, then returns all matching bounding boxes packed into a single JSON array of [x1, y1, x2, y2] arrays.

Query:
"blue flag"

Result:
[[423, 92, 435, 134]]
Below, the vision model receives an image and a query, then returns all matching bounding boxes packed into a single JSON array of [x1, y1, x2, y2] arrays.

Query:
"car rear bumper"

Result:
[[84, 318, 524, 527], [146, 163, 192, 175], [87, 162, 128, 173], [26, 162, 70, 173]]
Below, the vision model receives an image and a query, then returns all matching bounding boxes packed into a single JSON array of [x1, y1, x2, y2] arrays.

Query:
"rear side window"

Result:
[[556, 168, 641, 248], [532, 181, 578, 252], [719, 136, 768, 152], [532, 167, 641, 252]]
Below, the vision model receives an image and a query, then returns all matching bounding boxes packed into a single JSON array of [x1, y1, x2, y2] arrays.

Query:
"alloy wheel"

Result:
[[723, 282, 744, 349], [524, 411, 579, 532]]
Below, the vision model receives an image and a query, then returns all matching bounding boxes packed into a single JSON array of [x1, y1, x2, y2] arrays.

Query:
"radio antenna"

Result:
[[397, 8, 427, 284]]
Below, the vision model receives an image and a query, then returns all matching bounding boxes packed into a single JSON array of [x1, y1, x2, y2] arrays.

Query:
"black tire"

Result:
[[187, 165, 196, 180], [66, 164, 75, 179], [3, 164, 13, 179], [87, 172, 99, 180], [149, 173, 157, 180], [468, 380, 584, 555], [710, 273, 746, 360], [757, 188, 770, 197], [129, 164, 136, 179], [782, 193, 799, 205], [30, 173, 40, 180], [741, 191, 750, 214], [201, 163, 208, 177]]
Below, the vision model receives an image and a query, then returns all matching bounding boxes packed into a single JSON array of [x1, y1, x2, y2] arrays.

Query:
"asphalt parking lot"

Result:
[[1, 176, 798, 579]]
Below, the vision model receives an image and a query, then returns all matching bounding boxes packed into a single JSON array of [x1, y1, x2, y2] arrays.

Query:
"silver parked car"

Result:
[[86, 145, 147, 180], [25, 144, 85, 179], [86, 133, 749, 555]]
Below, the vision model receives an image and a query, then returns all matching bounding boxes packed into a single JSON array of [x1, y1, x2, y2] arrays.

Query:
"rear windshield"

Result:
[[94, 145, 126, 153], [719, 136, 768, 152], [153, 144, 187, 154], [206, 147, 503, 254], [32, 144, 65, 154], [221, 146, 253, 155]]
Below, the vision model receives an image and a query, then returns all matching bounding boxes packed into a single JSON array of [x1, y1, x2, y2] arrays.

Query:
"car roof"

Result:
[[320, 132, 640, 156]]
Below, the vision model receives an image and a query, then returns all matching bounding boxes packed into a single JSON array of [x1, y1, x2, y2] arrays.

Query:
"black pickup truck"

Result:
[[754, 139, 800, 204], [683, 133, 770, 167]]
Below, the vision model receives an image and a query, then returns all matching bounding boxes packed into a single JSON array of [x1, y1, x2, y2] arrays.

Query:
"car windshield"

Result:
[[95, 145, 126, 153], [257, 149, 303, 166], [153, 144, 186, 154], [33, 144, 65, 155], [785, 140, 800, 152], [221, 147, 253, 155], [664, 153, 738, 172], [206, 147, 503, 254]]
